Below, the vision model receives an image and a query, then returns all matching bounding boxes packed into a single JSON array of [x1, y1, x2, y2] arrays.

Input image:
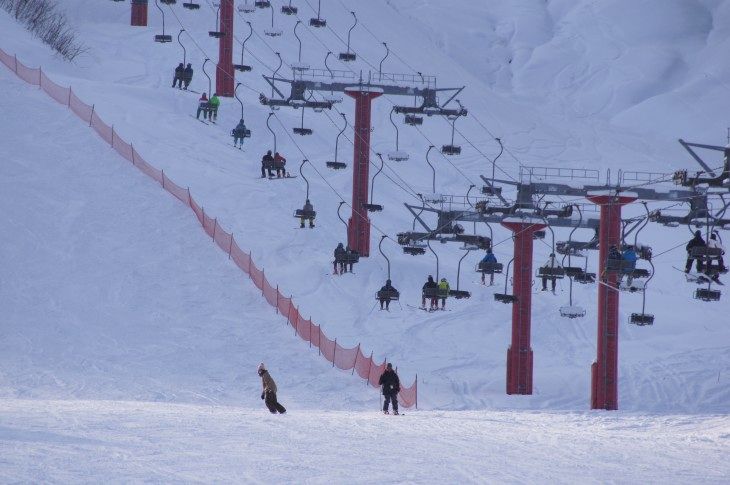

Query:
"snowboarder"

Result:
[[620, 246, 638, 286], [421, 275, 438, 310], [196, 93, 210, 120], [378, 363, 400, 415], [172, 63, 184, 89], [182, 63, 193, 90], [232, 119, 248, 148], [707, 232, 726, 273], [261, 150, 274, 178], [208, 93, 221, 122], [333, 242, 346, 274], [685, 230, 706, 273], [378, 279, 399, 310], [257, 363, 286, 414], [480, 248, 497, 285], [274, 152, 287, 178], [438, 277, 450, 309], [541, 253, 559, 292], [299, 199, 315, 228]]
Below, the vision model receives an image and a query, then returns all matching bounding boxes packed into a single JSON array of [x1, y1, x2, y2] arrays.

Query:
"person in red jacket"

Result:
[[196, 93, 210, 120], [274, 152, 287, 177]]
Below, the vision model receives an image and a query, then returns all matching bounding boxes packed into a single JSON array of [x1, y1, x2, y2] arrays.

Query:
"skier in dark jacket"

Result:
[[172, 63, 184, 88], [685, 230, 706, 273], [378, 363, 400, 415], [182, 63, 193, 90], [261, 150, 274, 178], [257, 362, 286, 414], [333, 242, 346, 274], [421, 275, 438, 310], [378, 279, 399, 310]]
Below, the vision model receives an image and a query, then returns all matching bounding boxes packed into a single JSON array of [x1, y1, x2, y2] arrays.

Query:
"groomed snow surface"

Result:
[[1, 0, 730, 481]]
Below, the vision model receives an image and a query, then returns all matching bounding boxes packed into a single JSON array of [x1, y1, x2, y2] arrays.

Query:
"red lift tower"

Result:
[[501, 217, 546, 395], [215, 0, 234, 97], [260, 71, 466, 256], [131, 0, 148, 27], [586, 190, 637, 410]]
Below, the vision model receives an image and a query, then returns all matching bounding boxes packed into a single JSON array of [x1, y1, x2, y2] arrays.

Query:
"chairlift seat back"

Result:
[[254, 0, 270, 7], [629, 313, 654, 326], [532, 230, 546, 240], [294, 208, 316, 218], [494, 293, 516, 304], [481, 185, 502, 197], [155, 35, 173, 43], [376, 289, 400, 301], [209, 31, 224, 38], [449, 289, 471, 299], [694, 288, 721, 301], [477, 262, 503, 274], [559, 305, 586, 319], [563, 266, 585, 278], [281, 5, 297, 14], [265, 29, 283, 37], [574, 272, 596, 284], [160, 0, 176, 4], [441, 145, 461, 156], [326, 161, 347, 170], [182, 2, 200, 8], [403, 246, 426, 255], [310, 18, 326, 28], [619, 280, 645, 293], [388, 151, 409, 162], [363, 203, 383, 212], [339, 52, 356, 62], [538, 266, 565, 278], [422, 288, 448, 299], [690, 247, 723, 259], [404, 114, 423, 126], [238, 4, 255, 12], [233, 64, 252, 72], [631, 268, 650, 278], [293, 127, 313, 136]]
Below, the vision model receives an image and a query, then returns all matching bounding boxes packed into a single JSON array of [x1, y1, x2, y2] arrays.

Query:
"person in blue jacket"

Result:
[[480, 248, 497, 285]]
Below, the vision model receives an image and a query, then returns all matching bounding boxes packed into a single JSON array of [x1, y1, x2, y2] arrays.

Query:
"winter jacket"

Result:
[[274, 153, 286, 164], [380, 283, 398, 294], [262, 153, 274, 164], [260, 370, 277, 394], [303, 201, 314, 212], [622, 249, 637, 263], [209, 95, 221, 109], [378, 369, 400, 395], [608, 247, 622, 260], [183, 65, 193, 82], [686, 234, 705, 253], [198, 95, 209, 108], [422, 277, 437, 290], [438, 280, 450, 295], [708, 237, 725, 253], [233, 121, 247, 136], [334, 244, 345, 259], [481, 252, 497, 263], [174, 64, 184, 76]]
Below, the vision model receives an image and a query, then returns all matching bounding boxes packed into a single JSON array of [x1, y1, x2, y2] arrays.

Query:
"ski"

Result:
[[190, 115, 208, 125]]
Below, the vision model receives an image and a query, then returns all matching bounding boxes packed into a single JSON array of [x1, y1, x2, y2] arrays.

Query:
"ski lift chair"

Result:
[[238, 0, 255, 13], [293, 127, 313, 136], [694, 287, 721, 301], [154, 0, 173, 42], [403, 243, 427, 255], [363, 154, 386, 212], [281, 0, 297, 15], [338, 12, 357, 61], [574, 272, 596, 284], [310, 0, 327, 28], [537, 265, 566, 279], [209, 4, 224, 38], [294, 161, 316, 227], [629, 313, 654, 326], [160, 0, 176, 4], [183, 1, 200, 9], [533, 230, 546, 240], [449, 289, 471, 299], [477, 261, 503, 275], [560, 306, 586, 319], [494, 259, 516, 304], [376, 288, 400, 302], [405, 114, 423, 126], [254, 0, 270, 8], [441, 111, 463, 155], [233, 22, 253, 72]]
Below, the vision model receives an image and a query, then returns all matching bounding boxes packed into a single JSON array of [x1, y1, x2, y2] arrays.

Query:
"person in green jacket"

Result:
[[438, 277, 450, 309], [208, 93, 221, 121]]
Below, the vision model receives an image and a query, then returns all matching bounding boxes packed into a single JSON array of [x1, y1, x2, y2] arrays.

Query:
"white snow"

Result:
[[1, 0, 730, 481]]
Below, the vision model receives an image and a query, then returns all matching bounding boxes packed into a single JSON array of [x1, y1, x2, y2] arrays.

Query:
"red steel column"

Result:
[[345, 87, 383, 257], [131, 0, 148, 27], [501, 218, 546, 395], [586, 191, 637, 410], [216, 0, 234, 97]]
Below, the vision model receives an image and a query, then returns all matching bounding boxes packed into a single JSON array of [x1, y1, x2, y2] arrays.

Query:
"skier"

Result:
[[196, 93, 210, 120], [261, 150, 274, 178], [480, 248, 497, 285], [344, 247, 356, 272], [708, 232, 726, 271], [208, 93, 221, 122], [333, 242, 346, 275], [620, 246, 638, 286], [685, 230, 706, 273], [257, 363, 286, 414], [231, 119, 248, 148], [299, 199, 315, 228], [274, 151, 287, 178], [378, 279, 399, 310], [421, 275, 438, 310], [182, 63, 193, 90], [378, 363, 400, 415], [172, 62, 184, 88], [438, 277, 450, 309], [541, 253, 559, 292]]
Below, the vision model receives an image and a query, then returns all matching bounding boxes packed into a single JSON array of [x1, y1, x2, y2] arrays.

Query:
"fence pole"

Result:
[[308, 318, 311, 348], [275, 286, 279, 314], [352, 343, 360, 375], [67, 87, 71, 107], [318, 323, 321, 356], [212, 218, 216, 240], [111, 126, 115, 148], [13, 54, 18, 73], [187, 187, 192, 207], [131, 144, 136, 166], [261, 269, 265, 295], [294, 306, 299, 336], [38, 67, 42, 88], [333, 338, 337, 367], [247, 252, 252, 274], [161, 169, 166, 189], [286, 295, 292, 326], [415, 374, 418, 410], [89, 104, 95, 127], [366, 352, 373, 386], [228, 234, 233, 258]]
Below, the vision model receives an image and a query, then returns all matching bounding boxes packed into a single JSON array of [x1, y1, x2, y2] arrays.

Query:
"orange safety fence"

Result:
[[0, 48, 418, 408]]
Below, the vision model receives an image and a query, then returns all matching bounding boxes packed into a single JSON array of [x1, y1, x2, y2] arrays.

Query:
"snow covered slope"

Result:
[[1, 0, 729, 413]]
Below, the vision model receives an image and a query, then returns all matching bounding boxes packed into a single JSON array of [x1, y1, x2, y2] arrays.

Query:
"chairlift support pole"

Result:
[[215, 0, 234, 96], [501, 216, 546, 395], [586, 190, 637, 410], [131, 0, 148, 27], [345, 86, 383, 256]]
